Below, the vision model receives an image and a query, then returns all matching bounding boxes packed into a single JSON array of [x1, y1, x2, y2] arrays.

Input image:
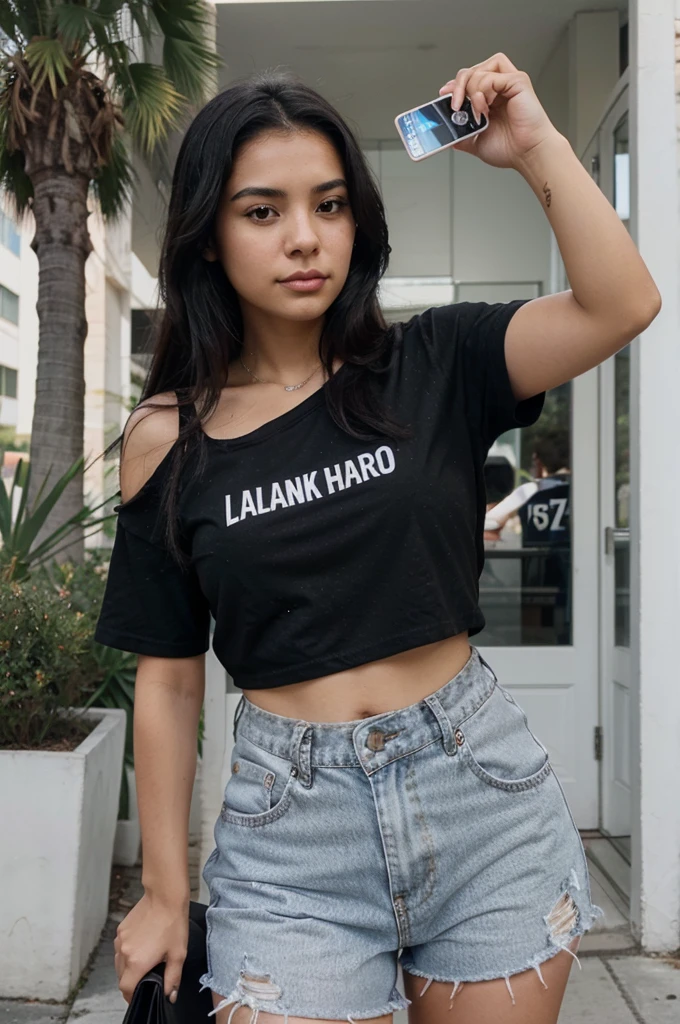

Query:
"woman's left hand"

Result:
[[439, 53, 561, 170]]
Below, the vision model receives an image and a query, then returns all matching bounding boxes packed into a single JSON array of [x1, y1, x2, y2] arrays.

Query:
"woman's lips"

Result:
[[279, 277, 327, 292]]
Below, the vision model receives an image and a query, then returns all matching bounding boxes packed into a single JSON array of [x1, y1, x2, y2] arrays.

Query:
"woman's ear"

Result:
[[203, 235, 219, 261]]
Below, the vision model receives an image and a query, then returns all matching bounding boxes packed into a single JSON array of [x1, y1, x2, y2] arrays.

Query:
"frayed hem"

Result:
[[198, 972, 411, 1021], [401, 925, 595, 1007]]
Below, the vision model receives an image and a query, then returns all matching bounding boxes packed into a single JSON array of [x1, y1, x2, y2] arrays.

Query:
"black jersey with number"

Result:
[[518, 475, 571, 547]]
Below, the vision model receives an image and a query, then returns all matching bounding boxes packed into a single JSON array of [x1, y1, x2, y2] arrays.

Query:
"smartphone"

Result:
[[394, 92, 489, 162]]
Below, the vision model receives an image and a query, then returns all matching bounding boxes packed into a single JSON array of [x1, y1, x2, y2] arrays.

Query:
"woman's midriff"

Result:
[[241, 631, 472, 723]]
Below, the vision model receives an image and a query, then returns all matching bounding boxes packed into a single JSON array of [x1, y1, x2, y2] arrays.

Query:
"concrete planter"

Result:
[[0, 707, 126, 1000], [113, 764, 141, 867]]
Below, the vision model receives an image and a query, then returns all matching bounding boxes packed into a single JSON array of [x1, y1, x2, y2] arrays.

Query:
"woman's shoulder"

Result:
[[120, 390, 182, 506]]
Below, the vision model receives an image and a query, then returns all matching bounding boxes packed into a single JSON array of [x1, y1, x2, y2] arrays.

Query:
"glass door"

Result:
[[477, 281, 600, 826], [598, 90, 633, 858]]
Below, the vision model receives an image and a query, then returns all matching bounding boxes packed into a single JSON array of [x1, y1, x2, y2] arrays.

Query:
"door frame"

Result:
[[478, 329, 600, 828], [581, 81, 632, 844]]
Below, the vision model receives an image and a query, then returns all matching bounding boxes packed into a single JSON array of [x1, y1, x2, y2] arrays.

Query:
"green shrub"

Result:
[[6, 550, 207, 819], [0, 577, 93, 749]]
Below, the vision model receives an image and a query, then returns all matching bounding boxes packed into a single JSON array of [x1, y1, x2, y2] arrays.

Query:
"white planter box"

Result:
[[0, 707, 126, 1000], [113, 764, 141, 867]]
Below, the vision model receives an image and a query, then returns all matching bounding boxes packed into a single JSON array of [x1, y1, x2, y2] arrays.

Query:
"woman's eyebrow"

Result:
[[229, 178, 348, 202]]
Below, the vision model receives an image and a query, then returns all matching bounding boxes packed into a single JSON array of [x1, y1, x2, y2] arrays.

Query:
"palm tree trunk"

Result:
[[27, 171, 93, 565]]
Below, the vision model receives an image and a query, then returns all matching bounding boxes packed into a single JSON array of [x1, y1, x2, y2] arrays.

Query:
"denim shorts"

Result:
[[199, 646, 603, 1022]]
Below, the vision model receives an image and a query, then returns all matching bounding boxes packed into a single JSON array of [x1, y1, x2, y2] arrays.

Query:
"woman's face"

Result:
[[207, 129, 356, 324]]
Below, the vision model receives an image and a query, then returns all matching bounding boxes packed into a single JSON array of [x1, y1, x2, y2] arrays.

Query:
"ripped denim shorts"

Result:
[[199, 646, 603, 1022]]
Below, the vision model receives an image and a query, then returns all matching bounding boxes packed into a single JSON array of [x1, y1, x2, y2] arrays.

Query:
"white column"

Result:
[[199, 644, 230, 903], [568, 10, 621, 157], [628, 0, 680, 951]]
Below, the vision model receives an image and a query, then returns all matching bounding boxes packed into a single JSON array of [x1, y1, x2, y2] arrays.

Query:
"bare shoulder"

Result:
[[119, 391, 181, 504]]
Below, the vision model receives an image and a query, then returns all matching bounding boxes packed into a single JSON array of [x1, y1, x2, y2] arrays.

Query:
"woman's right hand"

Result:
[[113, 892, 189, 1004]]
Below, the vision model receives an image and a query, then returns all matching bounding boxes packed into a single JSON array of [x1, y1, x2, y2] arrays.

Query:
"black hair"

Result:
[[532, 430, 570, 475], [483, 456, 516, 504], [101, 68, 410, 565]]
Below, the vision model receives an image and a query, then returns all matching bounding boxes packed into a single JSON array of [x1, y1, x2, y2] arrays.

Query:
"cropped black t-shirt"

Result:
[[94, 300, 545, 689]]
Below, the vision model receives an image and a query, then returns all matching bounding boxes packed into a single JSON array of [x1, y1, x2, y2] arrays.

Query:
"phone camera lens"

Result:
[[451, 110, 469, 126]]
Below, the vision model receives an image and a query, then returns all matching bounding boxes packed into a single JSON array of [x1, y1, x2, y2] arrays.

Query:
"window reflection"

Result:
[[614, 112, 630, 226], [613, 112, 631, 648], [615, 346, 630, 647], [479, 383, 572, 645]]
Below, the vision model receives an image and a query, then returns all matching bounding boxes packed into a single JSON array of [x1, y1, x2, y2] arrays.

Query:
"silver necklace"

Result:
[[239, 354, 323, 392]]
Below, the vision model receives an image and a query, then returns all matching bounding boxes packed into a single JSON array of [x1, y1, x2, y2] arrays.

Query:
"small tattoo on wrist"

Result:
[[542, 181, 552, 207]]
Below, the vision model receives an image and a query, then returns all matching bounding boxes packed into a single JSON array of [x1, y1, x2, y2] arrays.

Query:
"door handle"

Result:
[[604, 526, 630, 556]]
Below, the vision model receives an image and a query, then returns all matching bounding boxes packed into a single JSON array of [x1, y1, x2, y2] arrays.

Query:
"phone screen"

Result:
[[396, 94, 487, 160]]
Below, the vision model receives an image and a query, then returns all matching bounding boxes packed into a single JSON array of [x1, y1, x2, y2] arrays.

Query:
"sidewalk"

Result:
[[62, 934, 680, 1024], [2, 860, 679, 1024]]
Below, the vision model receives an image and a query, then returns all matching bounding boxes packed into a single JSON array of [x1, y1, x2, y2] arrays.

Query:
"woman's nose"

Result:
[[286, 218, 320, 251]]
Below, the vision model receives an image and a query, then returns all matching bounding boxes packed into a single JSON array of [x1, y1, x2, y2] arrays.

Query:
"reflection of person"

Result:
[[485, 435, 571, 641], [484, 434, 570, 537], [484, 455, 515, 507], [92, 51, 659, 1022]]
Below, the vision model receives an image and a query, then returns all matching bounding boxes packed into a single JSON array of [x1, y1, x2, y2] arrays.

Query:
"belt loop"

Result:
[[475, 650, 498, 683], [290, 721, 314, 788], [424, 694, 457, 756], [232, 695, 245, 742]]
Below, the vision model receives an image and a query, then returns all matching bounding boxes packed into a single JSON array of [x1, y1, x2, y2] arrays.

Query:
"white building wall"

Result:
[[3, 204, 38, 440], [365, 136, 550, 316], [535, 26, 570, 140], [568, 11, 621, 159], [84, 202, 133, 526], [628, 0, 680, 951]]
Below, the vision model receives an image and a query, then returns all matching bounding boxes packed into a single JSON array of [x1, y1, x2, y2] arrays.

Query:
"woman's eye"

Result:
[[247, 205, 275, 222], [245, 198, 348, 222], [318, 199, 348, 213]]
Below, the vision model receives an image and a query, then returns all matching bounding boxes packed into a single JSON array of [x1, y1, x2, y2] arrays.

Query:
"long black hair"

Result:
[[102, 67, 410, 566]]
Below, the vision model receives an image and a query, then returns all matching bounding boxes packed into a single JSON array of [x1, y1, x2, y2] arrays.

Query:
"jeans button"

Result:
[[367, 729, 386, 752]]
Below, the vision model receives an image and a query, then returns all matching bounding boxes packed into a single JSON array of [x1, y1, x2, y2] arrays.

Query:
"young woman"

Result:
[[97, 53, 661, 1024]]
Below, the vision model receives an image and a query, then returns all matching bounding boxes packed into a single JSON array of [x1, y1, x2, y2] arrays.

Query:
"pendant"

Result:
[[285, 383, 303, 391]]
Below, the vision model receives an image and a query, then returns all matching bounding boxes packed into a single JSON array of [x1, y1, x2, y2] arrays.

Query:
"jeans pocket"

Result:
[[221, 734, 299, 827], [455, 682, 552, 792]]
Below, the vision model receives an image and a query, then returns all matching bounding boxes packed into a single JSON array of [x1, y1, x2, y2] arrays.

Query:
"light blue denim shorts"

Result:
[[199, 646, 603, 1022]]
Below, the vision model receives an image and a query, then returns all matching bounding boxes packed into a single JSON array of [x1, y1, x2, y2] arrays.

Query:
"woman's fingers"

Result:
[[439, 52, 521, 116], [163, 950, 186, 1002], [114, 944, 186, 1003], [467, 70, 511, 121]]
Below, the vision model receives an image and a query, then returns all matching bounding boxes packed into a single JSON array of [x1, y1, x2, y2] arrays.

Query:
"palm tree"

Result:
[[0, 1, 221, 561]]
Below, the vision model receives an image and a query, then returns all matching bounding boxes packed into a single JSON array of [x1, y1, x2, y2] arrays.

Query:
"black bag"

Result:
[[121, 901, 215, 1024]]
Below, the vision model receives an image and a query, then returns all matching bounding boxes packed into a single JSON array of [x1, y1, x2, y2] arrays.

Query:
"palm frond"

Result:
[[90, 128, 139, 219], [0, 117, 32, 220], [53, 3, 115, 52], [24, 38, 72, 98], [0, 0, 41, 47], [0, 0, 223, 224], [114, 60, 183, 155], [160, 31, 220, 105], [119, 0, 156, 50], [153, 0, 220, 101]]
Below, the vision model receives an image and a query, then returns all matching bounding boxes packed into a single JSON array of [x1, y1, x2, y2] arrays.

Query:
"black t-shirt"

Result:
[[94, 300, 545, 688]]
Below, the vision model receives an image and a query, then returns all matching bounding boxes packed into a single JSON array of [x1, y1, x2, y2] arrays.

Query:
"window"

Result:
[[0, 365, 17, 398], [0, 209, 20, 256], [480, 383, 572, 646], [0, 285, 19, 324]]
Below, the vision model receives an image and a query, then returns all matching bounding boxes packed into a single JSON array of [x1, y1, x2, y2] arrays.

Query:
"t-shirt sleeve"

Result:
[[94, 501, 212, 659], [419, 299, 546, 447]]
